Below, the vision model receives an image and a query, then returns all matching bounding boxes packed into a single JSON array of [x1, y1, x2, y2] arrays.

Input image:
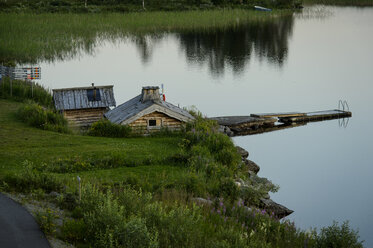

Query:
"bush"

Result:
[[119, 217, 158, 248], [88, 119, 132, 138], [35, 208, 58, 235], [316, 221, 364, 248], [75, 184, 159, 248], [17, 102, 70, 133], [0, 78, 53, 107], [3, 160, 64, 193], [61, 218, 87, 243]]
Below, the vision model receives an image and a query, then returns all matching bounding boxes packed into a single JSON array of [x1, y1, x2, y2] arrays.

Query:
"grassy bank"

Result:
[[0, 10, 292, 63], [303, 0, 373, 6], [0, 98, 365, 247]]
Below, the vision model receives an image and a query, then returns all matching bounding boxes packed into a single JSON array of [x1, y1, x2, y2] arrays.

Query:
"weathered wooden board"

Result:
[[232, 123, 307, 136], [64, 107, 107, 127], [279, 110, 352, 123], [129, 111, 183, 133], [209, 116, 276, 126], [251, 112, 306, 118]]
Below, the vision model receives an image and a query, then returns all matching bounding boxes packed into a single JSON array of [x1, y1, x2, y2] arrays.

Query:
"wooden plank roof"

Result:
[[104, 94, 194, 125], [53, 85, 116, 111]]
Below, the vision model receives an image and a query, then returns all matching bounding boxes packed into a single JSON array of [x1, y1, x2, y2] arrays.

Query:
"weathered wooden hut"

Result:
[[104, 86, 194, 133], [53, 85, 116, 127]]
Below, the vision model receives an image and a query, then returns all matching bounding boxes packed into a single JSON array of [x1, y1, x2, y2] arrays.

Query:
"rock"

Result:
[[244, 159, 260, 174], [259, 198, 294, 219], [236, 146, 249, 158], [218, 125, 234, 137], [192, 197, 213, 206]]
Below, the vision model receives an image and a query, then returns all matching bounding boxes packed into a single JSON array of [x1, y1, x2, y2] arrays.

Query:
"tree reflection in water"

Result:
[[176, 15, 294, 76]]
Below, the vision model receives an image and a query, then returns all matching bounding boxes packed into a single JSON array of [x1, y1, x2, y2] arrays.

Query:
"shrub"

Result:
[[182, 173, 206, 196], [3, 160, 64, 193], [316, 221, 364, 248], [17, 102, 70, 133], [88, 119, 132, 138], [143, 202, 206, 248], [82, 186, 126, 248], [35, 208, 58, 235], [75, 184, 159, 248], [116, 186, 152, 218], [61, 218, 87, 243], [119, 217, 159, 248]]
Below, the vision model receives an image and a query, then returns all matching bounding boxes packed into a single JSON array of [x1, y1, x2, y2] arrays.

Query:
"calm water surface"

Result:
[[36, 6, 373, 246]]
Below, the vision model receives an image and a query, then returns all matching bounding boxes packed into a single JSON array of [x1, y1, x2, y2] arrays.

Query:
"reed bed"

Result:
[[303, 0, 373, 6], [0, 10, 291, 63]]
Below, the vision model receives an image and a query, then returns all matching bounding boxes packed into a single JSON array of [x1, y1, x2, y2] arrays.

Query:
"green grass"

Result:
[[0, 10, 291, 63], [0, 99, 183, 182]]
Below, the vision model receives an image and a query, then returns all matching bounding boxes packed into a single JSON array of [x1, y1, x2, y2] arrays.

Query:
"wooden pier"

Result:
[[210, 109, 352, 136], [278, 110, 352, 123], [209, 116, 277, 134]]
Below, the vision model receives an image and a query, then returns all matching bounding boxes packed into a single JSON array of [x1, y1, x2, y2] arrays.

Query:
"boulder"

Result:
[[236, 146, 249, 158], [244, 159, 260, 174], [259, 198, 294, 219], [218, 125, 234, 137]]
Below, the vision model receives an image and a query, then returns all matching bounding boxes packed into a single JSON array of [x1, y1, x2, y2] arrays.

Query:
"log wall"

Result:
[[128, 111, 183, 133], [63, 108, 107, 127]]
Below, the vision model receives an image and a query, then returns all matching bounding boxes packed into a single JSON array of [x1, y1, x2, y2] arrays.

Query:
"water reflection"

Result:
[[130, 34, 165, 64], [175, 16, 294, 76], [101, 15, 295, 77], [13, 14, 295, 78]]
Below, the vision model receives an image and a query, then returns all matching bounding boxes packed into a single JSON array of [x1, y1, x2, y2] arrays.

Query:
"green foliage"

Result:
[[34, 208, 59, 235], [239, 175, 279, 205], [0, 78, 53, 107], [3, 160, 64, 193], [75, 184, 159, 248], [184, 116, 241, 168], [17, 102, 70, 133], [316, 221, 364, 248], [119, 217, 159, 248], [88, 119, 132, 138], [61, 218, 87, 243], [180, 114, 243, 201]]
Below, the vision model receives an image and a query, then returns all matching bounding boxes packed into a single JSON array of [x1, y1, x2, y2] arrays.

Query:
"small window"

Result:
[[149, 120, 157, 126], [87, 89, 101, 101]]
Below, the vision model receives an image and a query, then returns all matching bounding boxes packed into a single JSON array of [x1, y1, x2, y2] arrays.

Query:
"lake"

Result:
[[34, 6, 373, 246]]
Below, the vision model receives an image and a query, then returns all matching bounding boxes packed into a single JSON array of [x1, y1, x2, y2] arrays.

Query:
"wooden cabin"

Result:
[[105, 86, 194, 133], [53, 84, 116, 127]]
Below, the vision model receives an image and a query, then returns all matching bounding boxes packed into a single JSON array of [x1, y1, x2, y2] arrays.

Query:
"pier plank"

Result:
[[279, 110, 352, 123], [209, 116, 276, 126], [211, 109, 352, 136], [250, 112, 306, 118]]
